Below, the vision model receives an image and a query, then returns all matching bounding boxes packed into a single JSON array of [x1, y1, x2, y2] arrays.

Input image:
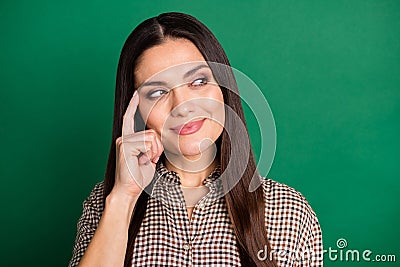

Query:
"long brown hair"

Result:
[[103, 12, 277, 267]]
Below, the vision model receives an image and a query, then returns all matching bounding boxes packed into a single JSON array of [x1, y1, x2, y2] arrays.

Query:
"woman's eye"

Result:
[[147, 89, 168, 99], [190, 77, 208, 87]]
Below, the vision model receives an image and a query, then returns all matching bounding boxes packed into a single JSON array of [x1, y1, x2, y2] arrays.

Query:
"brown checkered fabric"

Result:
[[69, 160, 323, 266]]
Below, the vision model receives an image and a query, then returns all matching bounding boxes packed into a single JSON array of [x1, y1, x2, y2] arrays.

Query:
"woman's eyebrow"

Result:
[[137, 81, 168, 92], [183, 64, 210, 79], [137, 64, 210, 92]]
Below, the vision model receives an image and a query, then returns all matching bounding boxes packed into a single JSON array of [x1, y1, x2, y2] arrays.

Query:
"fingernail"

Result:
[[154, 156, 160, 163]]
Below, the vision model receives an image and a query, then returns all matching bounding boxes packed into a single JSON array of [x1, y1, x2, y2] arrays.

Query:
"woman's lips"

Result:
[[170, 118, 206, 135]]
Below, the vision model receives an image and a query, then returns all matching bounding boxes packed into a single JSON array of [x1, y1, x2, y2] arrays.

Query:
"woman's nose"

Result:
[[169, 87, 195, 118]]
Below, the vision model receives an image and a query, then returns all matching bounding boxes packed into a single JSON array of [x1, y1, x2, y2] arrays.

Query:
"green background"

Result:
[[1, 0, 398, 266]]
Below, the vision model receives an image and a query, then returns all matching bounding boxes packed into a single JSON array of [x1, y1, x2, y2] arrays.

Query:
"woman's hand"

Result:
[[77, 91, 162, 267], [112, 91, 164, 200]]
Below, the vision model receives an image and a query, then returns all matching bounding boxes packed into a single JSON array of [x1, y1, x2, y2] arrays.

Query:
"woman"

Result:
[[69, 12, 323, 267]]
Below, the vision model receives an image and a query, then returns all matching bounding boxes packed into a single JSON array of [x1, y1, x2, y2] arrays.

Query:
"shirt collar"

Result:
[[155, 159, 222, 186], [150, 159, 223, 207]]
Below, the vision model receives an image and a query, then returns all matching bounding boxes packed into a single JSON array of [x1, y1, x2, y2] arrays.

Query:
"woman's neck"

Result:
[[163, 149, 219, 187]]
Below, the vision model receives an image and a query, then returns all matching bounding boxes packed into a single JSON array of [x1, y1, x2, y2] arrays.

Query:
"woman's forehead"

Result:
[[134, 38, 206, 87]]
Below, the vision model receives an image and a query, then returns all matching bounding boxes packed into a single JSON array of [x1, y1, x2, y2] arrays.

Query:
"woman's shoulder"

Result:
[[260, 176, 317, 218], [259, 176, 322, 240], [82, 181, 105, 212], [259, 176, 323, 264], [87, 181, 105, 198]]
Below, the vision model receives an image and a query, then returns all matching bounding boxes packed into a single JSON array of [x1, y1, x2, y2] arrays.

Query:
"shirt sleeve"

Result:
[[68, 182, 104, 267], [261, 178, 324, 267]]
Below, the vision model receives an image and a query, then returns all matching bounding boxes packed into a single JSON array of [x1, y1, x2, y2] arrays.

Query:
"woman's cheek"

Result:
[[147, 113, 165, 134], [203, 94, 225, 124], [139, 104, 156, 128]]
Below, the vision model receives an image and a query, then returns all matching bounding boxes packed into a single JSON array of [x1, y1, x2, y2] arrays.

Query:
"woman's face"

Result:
[[134, 38, 225, 158]]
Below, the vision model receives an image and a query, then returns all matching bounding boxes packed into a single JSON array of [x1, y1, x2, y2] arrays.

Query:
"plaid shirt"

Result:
[[69, 161, 323, 266]]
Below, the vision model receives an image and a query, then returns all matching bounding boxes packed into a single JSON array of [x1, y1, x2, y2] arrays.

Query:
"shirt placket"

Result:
[[171, 182, 219, 267], [152, 162, 223, 266], [168, 183, 194, 266]]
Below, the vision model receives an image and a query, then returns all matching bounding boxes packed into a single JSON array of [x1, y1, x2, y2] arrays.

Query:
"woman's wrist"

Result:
[[107, 188, 140, 204], [105, 190, 140, 224]]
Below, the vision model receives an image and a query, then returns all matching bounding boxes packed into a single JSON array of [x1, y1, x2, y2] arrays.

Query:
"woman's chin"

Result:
[[164, 141, 217, 158]]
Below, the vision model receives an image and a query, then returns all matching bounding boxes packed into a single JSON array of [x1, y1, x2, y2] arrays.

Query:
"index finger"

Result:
[[122, 90, 139, 136]]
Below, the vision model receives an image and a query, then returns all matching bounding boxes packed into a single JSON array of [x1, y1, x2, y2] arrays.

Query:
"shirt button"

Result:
[[183, 243, 190, 251]]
